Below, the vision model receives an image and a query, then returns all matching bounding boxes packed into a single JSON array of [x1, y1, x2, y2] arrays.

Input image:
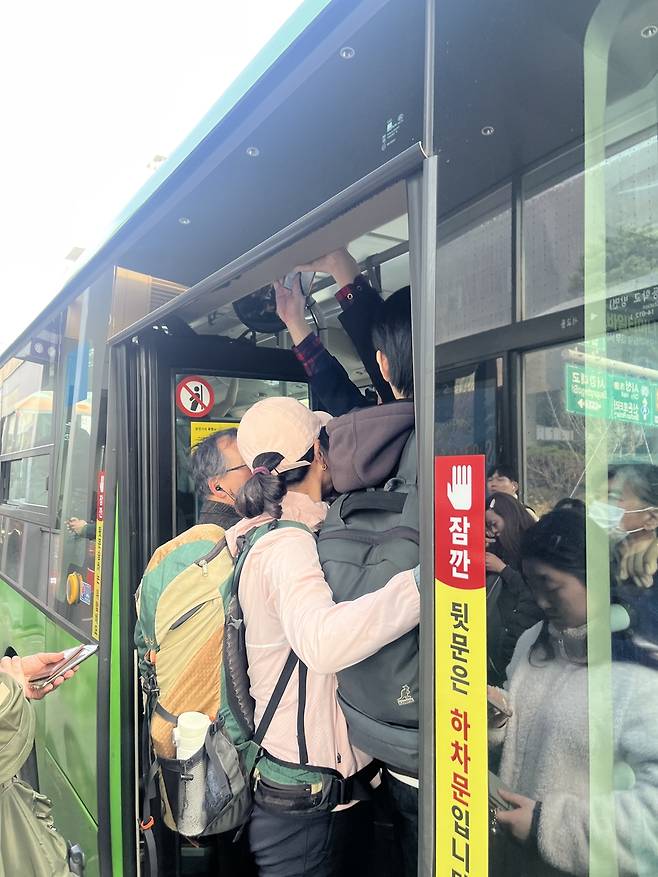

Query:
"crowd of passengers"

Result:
[[4, 249, 658, 876], [156, 248, 658, 877]]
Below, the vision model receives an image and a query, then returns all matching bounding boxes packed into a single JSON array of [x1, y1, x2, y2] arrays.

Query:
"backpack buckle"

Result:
[[142, 676, 159, 696]]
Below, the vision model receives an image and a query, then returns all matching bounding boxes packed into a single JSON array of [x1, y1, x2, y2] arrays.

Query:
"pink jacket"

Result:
[[225, 490, 419, 779]]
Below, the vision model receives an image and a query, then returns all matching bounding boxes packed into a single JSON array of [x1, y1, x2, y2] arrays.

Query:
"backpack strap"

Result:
[[340, 491, 407, 519], [253, 650, 299, 748], [394, 431, 417, 486], [233, 519, 313, 766]]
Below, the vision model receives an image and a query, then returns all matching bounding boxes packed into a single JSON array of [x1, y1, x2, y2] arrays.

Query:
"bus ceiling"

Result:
[[107, 0, 618, 344]]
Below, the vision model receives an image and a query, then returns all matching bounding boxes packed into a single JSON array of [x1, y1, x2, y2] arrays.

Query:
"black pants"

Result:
[[248, 800, 373, 877], [382, 771, 419, 877]]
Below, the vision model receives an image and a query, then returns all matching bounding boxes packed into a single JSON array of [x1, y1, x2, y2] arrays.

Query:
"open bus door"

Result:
[[103, 322, 309, 876]]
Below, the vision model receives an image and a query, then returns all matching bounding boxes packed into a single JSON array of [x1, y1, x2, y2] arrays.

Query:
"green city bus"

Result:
[[1, 0, 657, 874]]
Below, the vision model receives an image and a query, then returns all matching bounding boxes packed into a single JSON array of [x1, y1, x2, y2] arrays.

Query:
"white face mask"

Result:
[[588, 500, 655, 540]]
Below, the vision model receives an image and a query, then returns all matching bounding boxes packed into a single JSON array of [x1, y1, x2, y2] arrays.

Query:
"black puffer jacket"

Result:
[[486, 565, 543, 685]]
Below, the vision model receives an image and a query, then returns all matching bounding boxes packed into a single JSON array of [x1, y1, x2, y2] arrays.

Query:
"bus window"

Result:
[[436, 185, 512, 344], [0, 328, 59, 514], [48, 282, 111, 636], [4, 454, 50, 508], [436, 359, 503, 471]]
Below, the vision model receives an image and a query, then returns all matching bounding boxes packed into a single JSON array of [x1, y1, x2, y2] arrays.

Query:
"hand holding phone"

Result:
[[28, 645, 98, 692], [488, 771, 514, 811], [282, 271, 315, 298], [487, 685, 512, 726]]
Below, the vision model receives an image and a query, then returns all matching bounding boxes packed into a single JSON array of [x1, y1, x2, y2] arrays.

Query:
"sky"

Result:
[[0, 0, 306, 353]]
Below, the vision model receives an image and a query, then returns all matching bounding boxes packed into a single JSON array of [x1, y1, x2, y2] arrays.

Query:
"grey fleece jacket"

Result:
[[326, 399, 414, 493], [490, 623, 658, 877]]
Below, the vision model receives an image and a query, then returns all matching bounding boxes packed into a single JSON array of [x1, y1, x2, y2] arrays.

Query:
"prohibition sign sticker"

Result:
[[176, 376, 215, 418]]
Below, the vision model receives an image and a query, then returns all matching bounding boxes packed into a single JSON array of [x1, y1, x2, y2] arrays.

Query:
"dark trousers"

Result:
[[248, 800, 373, 877], [382, 771, 419, 877]]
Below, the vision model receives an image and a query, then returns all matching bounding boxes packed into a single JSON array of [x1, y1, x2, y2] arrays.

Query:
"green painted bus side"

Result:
[[109, 508, 124, 876], [0, 581, 100, 877]]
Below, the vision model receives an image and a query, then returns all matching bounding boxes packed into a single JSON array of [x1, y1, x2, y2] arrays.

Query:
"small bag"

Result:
[[158, 718, 250, 837], [488, 770, 514, 877]]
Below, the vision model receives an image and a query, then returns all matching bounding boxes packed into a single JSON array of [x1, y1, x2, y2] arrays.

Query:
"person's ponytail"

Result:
[[235, 453, 287, 520]]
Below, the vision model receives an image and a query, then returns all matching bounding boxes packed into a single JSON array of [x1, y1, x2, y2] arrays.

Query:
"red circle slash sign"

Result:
[[176, 376, 215, 418]]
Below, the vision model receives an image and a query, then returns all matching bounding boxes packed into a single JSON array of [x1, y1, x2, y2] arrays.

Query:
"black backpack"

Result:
[[317, 433, 419, 775]]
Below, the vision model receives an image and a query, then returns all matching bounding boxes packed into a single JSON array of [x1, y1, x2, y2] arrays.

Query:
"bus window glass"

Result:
[[5, 455, 50, 508], [435, 359, 502, 470], [0, 327, 59, 517], [0, 333, 59, 458], [523, 343, 587, 515], [523, 133, 658, 318], [48, 282, 111, 635], [0, 515, 50, 601], [523, 153, 585, 318], [436, 185, 512, 343]]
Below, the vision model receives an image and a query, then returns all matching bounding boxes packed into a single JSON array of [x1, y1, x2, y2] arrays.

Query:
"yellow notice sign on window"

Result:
[[190, 421, 240, 448]]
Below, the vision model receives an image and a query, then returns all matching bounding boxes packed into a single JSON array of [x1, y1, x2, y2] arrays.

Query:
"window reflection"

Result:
[[436, 186, 512, 343], [523, 134, 658, 319], [49, 283, 111, 636]]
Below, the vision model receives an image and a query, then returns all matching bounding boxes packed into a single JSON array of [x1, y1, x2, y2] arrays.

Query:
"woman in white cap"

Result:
[[226, 396, 420, 877]]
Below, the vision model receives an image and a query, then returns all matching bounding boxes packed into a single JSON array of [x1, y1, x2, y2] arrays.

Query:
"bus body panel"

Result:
[[38, 747, 100, 877], [43, 619, 99, 822]]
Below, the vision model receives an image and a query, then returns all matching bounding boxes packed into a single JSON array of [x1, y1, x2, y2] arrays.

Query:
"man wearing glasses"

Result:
[[191, 428, 250, 530]]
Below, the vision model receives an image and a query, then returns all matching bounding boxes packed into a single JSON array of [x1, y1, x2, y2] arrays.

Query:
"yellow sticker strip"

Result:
[[436, 580, 488, 877], [92, 518, 104, 641]]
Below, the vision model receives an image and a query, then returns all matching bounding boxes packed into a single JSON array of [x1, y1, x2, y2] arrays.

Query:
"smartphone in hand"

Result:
[[282, 271, 315, 298], [487, 687, 512, 723], [29, 644, 98, 690]]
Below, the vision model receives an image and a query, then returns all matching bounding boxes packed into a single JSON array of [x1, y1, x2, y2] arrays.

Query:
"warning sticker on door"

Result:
[[190, 420, 240, 448], [176, 376, 215, 418]]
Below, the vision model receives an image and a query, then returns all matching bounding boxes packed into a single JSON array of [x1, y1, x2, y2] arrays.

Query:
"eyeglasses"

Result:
[[215, 464, 248, 501]]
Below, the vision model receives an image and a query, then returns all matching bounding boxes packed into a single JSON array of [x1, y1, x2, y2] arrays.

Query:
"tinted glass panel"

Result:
[[6, 455, 49, 508], [435, 359, 503, 469], [0, 328, 59, 456], [436, 187, 512, 343], [524, 133, 658, 318], [49, 282, 111, 636]]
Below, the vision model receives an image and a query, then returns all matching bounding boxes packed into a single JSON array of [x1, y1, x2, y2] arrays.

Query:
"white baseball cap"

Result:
[[237, 397, 331, 474]]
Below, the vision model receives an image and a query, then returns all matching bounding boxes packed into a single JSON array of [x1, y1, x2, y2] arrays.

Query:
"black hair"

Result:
[[487, 462, 519, 484], [190, 428, 238, 497], [486, 492, 535, 568], [235, 427, 329, 520], [520, 508, 586, 664], [520, 507, 587, 583], [521, 505, 658, 670], [553, 497, 586, 514], [371, 286, 413, 398]]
